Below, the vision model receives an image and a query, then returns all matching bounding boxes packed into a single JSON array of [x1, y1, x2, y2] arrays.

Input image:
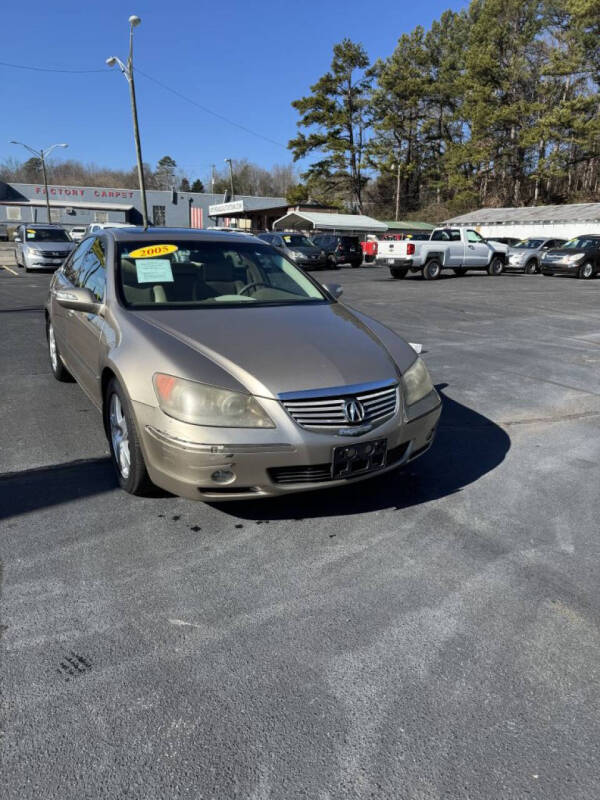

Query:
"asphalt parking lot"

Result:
[[2, 258, 600, 799]]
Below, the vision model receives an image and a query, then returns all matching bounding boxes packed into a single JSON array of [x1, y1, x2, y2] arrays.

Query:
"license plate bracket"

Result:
[[332, 438, 387, 479]]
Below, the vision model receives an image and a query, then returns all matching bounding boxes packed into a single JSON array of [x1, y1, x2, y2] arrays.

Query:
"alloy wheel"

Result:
[[48, 323, 58, 372], [109, 393, 131, 479]]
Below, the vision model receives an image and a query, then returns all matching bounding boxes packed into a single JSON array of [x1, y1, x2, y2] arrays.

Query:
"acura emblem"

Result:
[[344, 398, 365, 424]]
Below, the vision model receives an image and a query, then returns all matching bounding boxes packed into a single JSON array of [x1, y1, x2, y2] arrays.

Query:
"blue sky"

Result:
[[0, 0, 467, 186]]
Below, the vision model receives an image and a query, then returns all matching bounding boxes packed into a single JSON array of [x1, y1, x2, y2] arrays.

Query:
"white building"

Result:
[[445, 203, 600, 241]]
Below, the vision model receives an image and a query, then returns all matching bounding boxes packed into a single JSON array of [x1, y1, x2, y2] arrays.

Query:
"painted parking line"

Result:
[[1, 265, 19, 275]]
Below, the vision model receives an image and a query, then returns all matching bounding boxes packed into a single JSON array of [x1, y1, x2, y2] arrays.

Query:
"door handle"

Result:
[[468, 245, 475, 249]]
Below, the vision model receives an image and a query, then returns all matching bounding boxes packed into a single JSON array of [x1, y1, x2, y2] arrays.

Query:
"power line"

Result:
[[0, 59, 107, 74], [134, 67, 288, 150], [0, 58, 290, 150]]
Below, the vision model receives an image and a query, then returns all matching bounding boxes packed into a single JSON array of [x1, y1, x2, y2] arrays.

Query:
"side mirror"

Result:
[[55, 287, 102, 314], [322, 282, 343, 299]]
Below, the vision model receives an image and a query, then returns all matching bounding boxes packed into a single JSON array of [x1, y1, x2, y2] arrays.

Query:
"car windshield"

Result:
[[514, 239, 544, 249], [282, 234, 314, 248], [118, 240, 328, 309], [563, 237, 597, 249], [25, 228, 70, 242]]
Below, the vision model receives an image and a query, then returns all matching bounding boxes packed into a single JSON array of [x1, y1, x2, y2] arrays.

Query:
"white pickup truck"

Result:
[[376, 227, 508, 280]]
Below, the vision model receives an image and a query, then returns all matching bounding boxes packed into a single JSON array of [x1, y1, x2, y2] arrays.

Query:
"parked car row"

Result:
[[376, 227, 600, 280], [257, 232, 365, 269]]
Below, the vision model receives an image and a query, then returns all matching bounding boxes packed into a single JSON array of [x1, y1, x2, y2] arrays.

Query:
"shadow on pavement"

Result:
[[213, 386, 511, 521], [0, 457, 116, 520]]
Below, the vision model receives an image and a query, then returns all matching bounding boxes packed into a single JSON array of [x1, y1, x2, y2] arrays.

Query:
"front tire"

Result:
[[488, 256, 504, 276], [524, 259, 538, 275], [423, 260, 442, 280], [47, 320, 73, 382], [365, 254, 375, 263], [578, 262, 594, 280], [105, 377, 154, 496]]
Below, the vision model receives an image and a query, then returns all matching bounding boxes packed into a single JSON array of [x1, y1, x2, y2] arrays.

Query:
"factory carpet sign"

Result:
[[34, 186, 135, 199]]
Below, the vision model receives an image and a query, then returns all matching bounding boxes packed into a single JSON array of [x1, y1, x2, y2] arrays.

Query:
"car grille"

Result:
[[45, 251, 67, 258], [281, 382, 399, 431], [268, 464, 332, 484], [268, 442, 409, 485]]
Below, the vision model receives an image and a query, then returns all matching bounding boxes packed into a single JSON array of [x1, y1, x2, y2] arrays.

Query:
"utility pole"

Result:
[[225, 158, 235, 198], [106, 15, 148, 228], [9, 141, 68, 223], [211, 164, 216, 195], [395, 162, 401, 222]]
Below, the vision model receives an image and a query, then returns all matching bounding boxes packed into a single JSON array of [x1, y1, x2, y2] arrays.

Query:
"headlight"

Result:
[[289, 250, 304, 260], [566, 253, 584, 263], [153, 373, 275, 428], [402, 358, 434, 406], [29, 248, 46, 256]]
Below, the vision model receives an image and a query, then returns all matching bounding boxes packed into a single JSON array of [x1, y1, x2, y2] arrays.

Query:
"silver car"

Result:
[[14, 224, 75, 271], [45, 228, 441, 501], [506, 237, 567, 274]]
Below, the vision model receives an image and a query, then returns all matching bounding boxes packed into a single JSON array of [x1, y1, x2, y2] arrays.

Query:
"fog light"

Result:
[[211, 469, 236, 485]]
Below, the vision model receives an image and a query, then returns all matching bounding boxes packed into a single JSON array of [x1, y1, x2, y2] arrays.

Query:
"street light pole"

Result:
[[106, 15, 148, 228], [9, 141, 68, 223]]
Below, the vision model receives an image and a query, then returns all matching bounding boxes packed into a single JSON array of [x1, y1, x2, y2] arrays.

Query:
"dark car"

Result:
[[541, 235, 600, 279], [312, 234, 363, 268], [257, 232, 328, 270]]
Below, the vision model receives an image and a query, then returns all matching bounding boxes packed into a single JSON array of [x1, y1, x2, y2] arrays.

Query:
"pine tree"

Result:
[[289, 39, 372, 212]]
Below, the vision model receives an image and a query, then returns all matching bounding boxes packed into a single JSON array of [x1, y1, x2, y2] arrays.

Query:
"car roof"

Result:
[[102, 226, 260, 244], [21, 223, 64, 229]]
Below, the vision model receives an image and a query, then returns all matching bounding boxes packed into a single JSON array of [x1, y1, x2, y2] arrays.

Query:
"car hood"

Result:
[[508, 247, 535, 257], [132, 302, 402, 398], [544, 247, 587, 257], [23, 241, 74, 251], [293, 246, 322, 255]]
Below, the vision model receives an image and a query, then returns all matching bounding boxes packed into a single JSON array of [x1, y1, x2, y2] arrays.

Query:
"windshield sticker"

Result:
[[26, 229, 36, 238], [135, 259, 174, 283], [129, 244, 178, 259]]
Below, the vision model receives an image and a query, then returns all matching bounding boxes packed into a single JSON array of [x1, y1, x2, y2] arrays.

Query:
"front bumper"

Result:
[[132, 389, 442, 501], [23, 252, 68, 270], [541, 260, 580, 275], [296, 257, 327, 270]]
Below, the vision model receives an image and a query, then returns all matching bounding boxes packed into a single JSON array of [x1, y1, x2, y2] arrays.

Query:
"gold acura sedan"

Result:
[[45, 228, 441, 501]]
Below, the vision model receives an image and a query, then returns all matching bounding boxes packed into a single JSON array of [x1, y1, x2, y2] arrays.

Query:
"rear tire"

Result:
[[46, 320, 74, 382], [578, 262, 594, 280], [351, 259, 362, 269], [365, 255, 375, 263], [453, 268, 467, 277], [390, 268, 407, 279], [524, 259, 538, 275], [487, 256, 504, 276], [423, 260, 442, 280], [104, 377, 154, 496]]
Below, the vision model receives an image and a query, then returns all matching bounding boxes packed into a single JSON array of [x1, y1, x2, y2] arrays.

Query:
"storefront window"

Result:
[[153, 206, 166, 226]]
